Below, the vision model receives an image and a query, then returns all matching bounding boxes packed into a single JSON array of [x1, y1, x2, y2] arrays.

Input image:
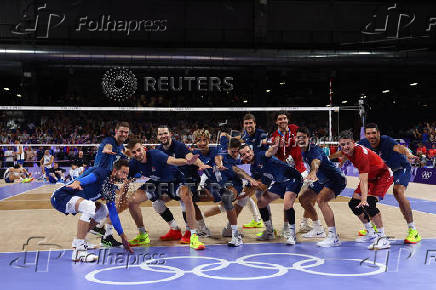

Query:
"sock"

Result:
[[283, 223, 290, 232], [104, 224, 113, 238], [265, 220, 273, 231], [313, 220, 321, 227], [259, 207, 270, 222], [301, 217, 309, 224], [198, 219, 206, 229], [289, 224, 296, 234], [284, 208, 295, 226], [248, 197, 261, 222], [168, 219, 179, 230], [328, 226, 336, 235], [407, 222, 416, 230], [191, 229, 197, 235], [138, 227, 147, 235], [378, 227, 385, 236], [231, 225, 238, 236]]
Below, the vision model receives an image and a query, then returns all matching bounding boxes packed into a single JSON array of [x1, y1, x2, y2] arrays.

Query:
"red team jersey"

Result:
[[343, 144, 393, 197], [271, 124, 306, 173]]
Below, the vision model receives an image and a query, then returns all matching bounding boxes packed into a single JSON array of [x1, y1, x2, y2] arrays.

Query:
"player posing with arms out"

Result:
[[240, 114, 266, 229], [337, 130, 393, 250], [125, 139, 209, 250], [91, 121, 130, 248], [296, 127, 346, 247], [360, 123, 421, 244], [50, 159, 133, 262], [155, 125, 211, 244], [238, 138, 304, 245], [270, 112, 311, 234]]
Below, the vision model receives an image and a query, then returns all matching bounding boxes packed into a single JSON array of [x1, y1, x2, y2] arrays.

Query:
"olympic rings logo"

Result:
[[85, 253, 387, 285]]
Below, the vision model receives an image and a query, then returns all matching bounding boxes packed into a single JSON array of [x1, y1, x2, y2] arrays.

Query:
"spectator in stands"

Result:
[[4, 147, 14, 168], [47, 162, 66, 184]]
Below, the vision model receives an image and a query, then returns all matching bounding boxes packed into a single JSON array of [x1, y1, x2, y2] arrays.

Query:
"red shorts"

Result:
[[354, 170, 393, 198]]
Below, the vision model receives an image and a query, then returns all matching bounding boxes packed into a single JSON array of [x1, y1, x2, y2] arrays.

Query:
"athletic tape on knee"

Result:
[[221, 189, 234, 211], [237, 196, 249, 207], [152, 199, 167, 214], [348, 198, 364, 216], [366, 196, 380, 217], [78, 200, 96, 222], [94, 204, 108, 223]]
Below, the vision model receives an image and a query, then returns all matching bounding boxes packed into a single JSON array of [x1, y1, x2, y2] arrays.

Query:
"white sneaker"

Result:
[[317, 233, 341, 247], [257, 229, 275, 241], [285, 233, 296, 245], [299, 220, 312, 232], [368, 235, 390, 250], [228, 233, 243, 247], [198, 225, 211, 237], [72, 240, 98, 262], [355, 232, 378, 243], [302, 227, 326, 238]]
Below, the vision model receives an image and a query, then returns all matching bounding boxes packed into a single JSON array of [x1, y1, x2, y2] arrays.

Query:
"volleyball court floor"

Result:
[[1, 177, 436, 290]]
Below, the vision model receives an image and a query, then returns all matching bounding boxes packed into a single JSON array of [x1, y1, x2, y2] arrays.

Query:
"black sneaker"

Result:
[[101, 235, 123, 248], [90, 226, 106, 237]]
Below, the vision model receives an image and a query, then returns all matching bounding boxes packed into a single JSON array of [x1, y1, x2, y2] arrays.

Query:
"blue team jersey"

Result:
[[217, 152, 242, 187], [242, 128, 269, 152], [251, 151, 301, 183], [218, 135, 229, 154], [301, 144, 343, 183], [193, 147, 218, 182], [359, 135, 409, 171], [128, 150, 182, 182], [94, 136, 125, 170], [64, 167, 116, 201], [157, 139, 198, 182]]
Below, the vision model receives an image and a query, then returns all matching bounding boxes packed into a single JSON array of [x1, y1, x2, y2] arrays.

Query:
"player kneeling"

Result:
[[50, 159, 133, 262]]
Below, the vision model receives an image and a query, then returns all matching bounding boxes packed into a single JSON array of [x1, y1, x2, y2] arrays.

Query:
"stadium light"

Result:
[[4, 88, 9, 91], [17, 94, 22, 97], [341, 100, 348, 104], [243, 100, 248, 103], [382, 90, 390, 94], [410, 82, 418, 86], [266, 89, 271, 93], [279, 82, 285, 85]]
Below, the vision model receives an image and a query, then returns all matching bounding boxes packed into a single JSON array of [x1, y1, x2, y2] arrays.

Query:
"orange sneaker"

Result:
[[180, 230, 191, 244], [159, 228, 182, 241]]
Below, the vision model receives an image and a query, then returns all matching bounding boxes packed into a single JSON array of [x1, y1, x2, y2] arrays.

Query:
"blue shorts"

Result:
[[5, 177, 13, 183], [139, 181, 182, 202], [50, 187, 75, 214], [309, 176, 347, 196], [48, 174, 58, 184], [393, 166, 411, 187], [268, 178, 303, 199]]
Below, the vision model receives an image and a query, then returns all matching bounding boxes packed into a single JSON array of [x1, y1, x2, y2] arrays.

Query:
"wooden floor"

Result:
[[1, 177, 435, 252]]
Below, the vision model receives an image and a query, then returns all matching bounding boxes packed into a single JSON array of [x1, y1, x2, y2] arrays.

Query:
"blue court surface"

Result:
[[0, 182, 44, 201], [3, 240, 436, 290]]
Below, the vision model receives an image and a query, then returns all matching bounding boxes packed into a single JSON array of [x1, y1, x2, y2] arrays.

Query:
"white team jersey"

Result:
[[69, 168, 82, 180], [43, 155, 53, 168]]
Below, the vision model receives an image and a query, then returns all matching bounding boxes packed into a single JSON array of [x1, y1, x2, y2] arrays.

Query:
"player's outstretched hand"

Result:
[[305, 171, 318, 182], [102, 148, 117, 155], [120, 233, 134, 254], [66, 180, 83, 190], [198, 163, 212, 170], [186, 154, 199, 165]]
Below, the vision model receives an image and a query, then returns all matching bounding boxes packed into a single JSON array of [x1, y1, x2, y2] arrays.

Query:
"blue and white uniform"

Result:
[[302, 144, 346, 195], [50, 167, 124, 235], [129, 150, 184, 202], [251, 151, 303, 198], [359, 135, 411, 187], [242, 128, 268, 152]]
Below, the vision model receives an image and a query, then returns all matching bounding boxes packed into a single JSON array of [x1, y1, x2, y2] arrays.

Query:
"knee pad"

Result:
[[220, 188, 234, 211], [348, 198, 363, 216], [152, 199, 167, 214], [78, 200, 96, 222], [366, 196, 380, 217], [94, 203, 108, 223], [237, 196, 249, 208]]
